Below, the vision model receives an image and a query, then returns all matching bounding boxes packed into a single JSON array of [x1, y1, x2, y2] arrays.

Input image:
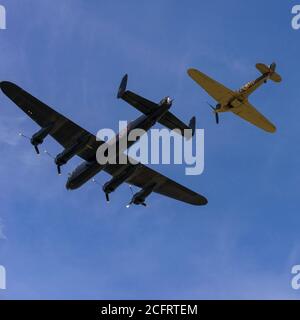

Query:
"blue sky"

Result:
[[0, 0, 300, 299]]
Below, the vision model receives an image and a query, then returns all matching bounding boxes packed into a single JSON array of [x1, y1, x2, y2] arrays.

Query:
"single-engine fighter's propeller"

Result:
[[207, 103, 220, 124], [270, 62, 276, 72]]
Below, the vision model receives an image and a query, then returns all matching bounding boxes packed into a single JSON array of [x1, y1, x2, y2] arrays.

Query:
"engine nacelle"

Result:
[[128, 183, 156, 207], [30, 124, 54, 154], [103, 164, 140, 201], [55, 136, 90, 174]]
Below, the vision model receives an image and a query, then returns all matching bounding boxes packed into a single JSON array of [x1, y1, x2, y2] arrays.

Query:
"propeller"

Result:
[[18, 132, 30, 140], [126, 185, 134, 208], [126, 185, 147, 207], [129, 184, 134, 195], [45, 151, 63, 175], [43, 150, 62, 175], [126, 200, 147, 208], [92, 178, 102, 188], [34, 145, 40, 155], [44, 149, 54, 159], [270, 62, 276, 72], [126, 202, 132, 208], [19, 133, 41, 154], [92, 178, 110, 202], [207, 103, 220, 124]]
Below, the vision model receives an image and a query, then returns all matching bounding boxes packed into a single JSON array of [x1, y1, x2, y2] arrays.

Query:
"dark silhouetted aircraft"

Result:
[[0, 75, 207, 207]]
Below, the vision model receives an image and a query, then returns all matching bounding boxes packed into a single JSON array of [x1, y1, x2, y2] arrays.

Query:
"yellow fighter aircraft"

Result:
[[188, 63, 282, 133]]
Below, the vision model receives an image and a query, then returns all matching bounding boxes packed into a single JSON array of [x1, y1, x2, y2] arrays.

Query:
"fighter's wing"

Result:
[[105, 162, 207, 206], [0, 81, 102, 161], [232, 100, 276, 133], [187, 68, 236, 104]]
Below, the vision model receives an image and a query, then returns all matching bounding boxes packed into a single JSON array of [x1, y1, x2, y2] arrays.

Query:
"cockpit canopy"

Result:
[[160, 96, 173, 106]]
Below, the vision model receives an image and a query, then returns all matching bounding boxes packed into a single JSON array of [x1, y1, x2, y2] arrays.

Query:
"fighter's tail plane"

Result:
[[256, 62, 282, 83], [117, 74, 196, 138], [188, 62, 282, 133]]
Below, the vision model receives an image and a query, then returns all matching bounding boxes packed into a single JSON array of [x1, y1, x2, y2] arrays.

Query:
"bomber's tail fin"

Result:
[[117, 74, 128, 98], [189, 116, 196, 137], [117, 74, 196, 140], [256, 62, 282, 83]]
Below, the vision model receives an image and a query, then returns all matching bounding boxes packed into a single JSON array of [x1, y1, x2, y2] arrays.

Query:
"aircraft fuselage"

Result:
[[216, 73, 269, 113], [66, 100, 172, 190]]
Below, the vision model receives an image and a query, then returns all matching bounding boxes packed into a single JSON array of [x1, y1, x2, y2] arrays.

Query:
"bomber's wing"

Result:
[[105, 162, 207, 206], [121, 90, 158, 113], [232, 100, 276, 133], [121, 90, 192, 133], [0, 81, 103, 161], [187, 68, 236, 104], [1, 82, 207, 205]]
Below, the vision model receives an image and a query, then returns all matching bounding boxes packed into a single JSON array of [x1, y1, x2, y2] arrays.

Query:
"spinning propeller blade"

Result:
[[207, 102, 220, 124], [34, 145, 40, 155]]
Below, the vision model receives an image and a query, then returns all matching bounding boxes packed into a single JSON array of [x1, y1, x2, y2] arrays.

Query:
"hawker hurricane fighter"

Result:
[[188, 63, 282, 133]]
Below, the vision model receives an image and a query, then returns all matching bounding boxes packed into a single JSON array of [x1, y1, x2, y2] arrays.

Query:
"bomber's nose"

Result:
[[66, 178, 75, 190]]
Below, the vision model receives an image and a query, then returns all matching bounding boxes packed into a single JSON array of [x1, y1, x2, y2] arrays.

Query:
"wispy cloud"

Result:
[[0, 115, 26, 146], [0, 0, 297, 300], [0, 218, 6, 240]]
